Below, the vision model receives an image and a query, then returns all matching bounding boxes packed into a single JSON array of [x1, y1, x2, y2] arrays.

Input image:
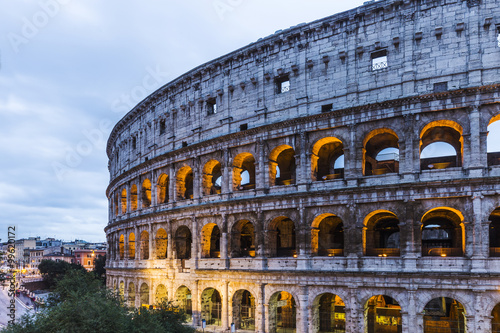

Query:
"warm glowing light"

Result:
[[293, 254, 298, 258], [441, 253, 447, 257]]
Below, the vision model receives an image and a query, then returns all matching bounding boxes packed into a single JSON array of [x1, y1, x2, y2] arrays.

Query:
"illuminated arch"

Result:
[[311, 137, 345, 181], [202, 160, 222, 195], [233, 152, 256, 191], [363, 128, 399, 176], [269, 145, 296, 186]]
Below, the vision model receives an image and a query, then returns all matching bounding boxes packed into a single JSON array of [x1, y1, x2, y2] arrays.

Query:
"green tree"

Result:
[[2, 270, 195, 333], [93, 254, 106, 282], [38, 259, 86, 289]]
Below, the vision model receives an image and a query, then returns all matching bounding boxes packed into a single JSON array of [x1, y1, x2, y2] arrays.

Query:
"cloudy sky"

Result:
[[1, 1, 372, 242]]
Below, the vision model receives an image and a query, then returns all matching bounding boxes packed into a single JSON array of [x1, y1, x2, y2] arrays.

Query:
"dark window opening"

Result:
[[159, 120, 166, 135], [132, 137, 137, 150], [207, 98, 217, 115], [497, 25, 500, 47], [276, 76, 290, 94], [321, 104, 333, 113], [371, 49, 388, 71], [433, 82, 448, 93], [240, 123, 248, 131], [144, 157, 148, 162], [182, 141, 188, 148]]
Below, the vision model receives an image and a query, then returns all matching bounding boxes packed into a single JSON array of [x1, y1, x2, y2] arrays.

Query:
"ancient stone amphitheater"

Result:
[[105, 0, 500, 332]]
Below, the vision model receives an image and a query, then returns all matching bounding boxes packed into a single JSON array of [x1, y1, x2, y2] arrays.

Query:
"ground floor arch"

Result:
[[232, 289, 256, 330], [312, 293, 346, 332], [423, 297, 465, 333], [269, 291, 296, 333], [140, 283, 149, 306], [492, 303, 500, 332], [364, 295, 402, 333], [128, 282, 136, 307], [155, 284, 168, 305], [175, 285, 192, 322], [201, 287, 222, 327]]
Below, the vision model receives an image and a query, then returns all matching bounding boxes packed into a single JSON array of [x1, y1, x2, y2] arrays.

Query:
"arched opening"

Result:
[[312, 293, 345, 333], [128, 282, 136, 307], [270, 145, 296, 186], [232, 290, 256, 330], [140, 231, 149, 260], [119, 234, 124, 260], [269, 291, 296, 333], [201, 223, 221, 258], [489, 207, 500, 257], [140, 283, 149, 306], [176, 166, 194, 200], [114, 193, 119, 216], [174, 226, 192, 259], [201, 288, 222, 327], [155, 284, 168, 305], [203, 160, 222, 195], [155, 228, 168, 259], [121, 189, 127, 214], [157, 174, 169, 204], [233, 153, 256, 191], [364, 295, 402, 333], [141, 179, 151, 208], [492, 303, 500, 332], [269, 217, 296, 257], [128, 233, 136, 259], [421, 208, 464, 257], [118, 281, 124, 302], [231, 220, 256, 258], [420, 120, 463, 170], [311, 214, 344, 257], [363, 129, 399, 176], [364, 211, 400, 257], [311, 137, 345, 181], [175, 286, 192, 322], [130, 185, 138, 211], [423, 297, 466, 332], [487, 116, 500, 166]]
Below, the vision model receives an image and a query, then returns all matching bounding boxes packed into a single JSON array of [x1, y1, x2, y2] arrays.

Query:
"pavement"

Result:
[[0, 283, 33, 329]]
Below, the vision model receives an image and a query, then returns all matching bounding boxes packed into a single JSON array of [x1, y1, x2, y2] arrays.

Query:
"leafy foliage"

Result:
[[38, 259, 86, 289], [2, 270, 195, 333]]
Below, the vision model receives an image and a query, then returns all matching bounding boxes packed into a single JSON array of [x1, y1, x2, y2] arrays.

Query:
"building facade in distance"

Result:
[[105, 0, 500, 332]]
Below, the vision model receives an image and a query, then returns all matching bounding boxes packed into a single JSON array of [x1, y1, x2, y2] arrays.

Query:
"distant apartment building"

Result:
[[74, 249, 106, 271]]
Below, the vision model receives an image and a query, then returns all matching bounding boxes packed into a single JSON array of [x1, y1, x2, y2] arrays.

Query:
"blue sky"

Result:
[[1, 1, 499, 243], [0, 1, 370, 242]]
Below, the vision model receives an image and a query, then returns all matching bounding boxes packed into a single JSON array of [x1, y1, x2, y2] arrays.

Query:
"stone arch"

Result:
[[311, 214, 344, 257], [201, 223, 221, 258], [364, 295, 402, 333], [268, 216, 296, 257], [268, 291, 297, 333], [174, 285, 193, 322], [121, 188, 127, 214], [269, 145, 296, 186], [140, 230, 149, 260], [201, 287, 222, 327], [311, 293, 346, 333], [492, 303, 500, 332], [230, 220, 255, 258], [155, 284, 168, 305], [232, 289, 256, 331], [118, 281, 124, 302], [140, 282, 149, 306], [130, 184, 138, 211], [489, 207, 500, 257], [421, 207, 464, 257], [176, 166, 193, 200], [363, 210, 400, 257], [114, 192, 119, 216], [128, 282, 136, 307], [202, 159, 222, 195], [311, 137, 345, 181], [128, 233, 136, 259], [141, 179, 151, 208], [423, 297, 466, 333], [174, 226, 192, 259], [233, 152, 256, 191], [363, 128, 399, 176], [157, 173, 169, 204], [155, 228, 168, 259], [420, 120, 463, 170], [119, 234, 124, 260]]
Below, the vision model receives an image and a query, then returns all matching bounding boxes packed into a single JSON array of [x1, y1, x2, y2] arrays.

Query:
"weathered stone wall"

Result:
[[105, 0, 500, 332]]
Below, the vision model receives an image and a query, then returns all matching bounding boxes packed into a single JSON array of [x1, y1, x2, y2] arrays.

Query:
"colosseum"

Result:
[[105, 0, 500, 332]]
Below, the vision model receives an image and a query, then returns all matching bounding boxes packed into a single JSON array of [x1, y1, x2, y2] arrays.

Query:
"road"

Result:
[[0, 282, 32, 329]]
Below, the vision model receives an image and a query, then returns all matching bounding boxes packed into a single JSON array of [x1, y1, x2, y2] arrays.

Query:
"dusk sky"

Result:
[[1, 1, 371, 242]]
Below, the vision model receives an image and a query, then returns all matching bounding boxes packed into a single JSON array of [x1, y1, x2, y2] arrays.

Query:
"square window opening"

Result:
[[433, 82, 448, 93], [240, 123, 248, 131], [371, 50, 388, 71], [159, 120, 166, 135], [182, 141, 188, 148], [276, 77, 290, 94], [321, 104, 333, 113], [207, 99, 217, 115], [132, 137, 137, 150]]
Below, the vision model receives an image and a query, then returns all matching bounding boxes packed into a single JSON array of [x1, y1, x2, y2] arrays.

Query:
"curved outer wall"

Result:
[[105, 0, 500, 332]]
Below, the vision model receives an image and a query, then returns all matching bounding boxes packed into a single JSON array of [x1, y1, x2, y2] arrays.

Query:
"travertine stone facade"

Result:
[[105, 0, 500, 332]]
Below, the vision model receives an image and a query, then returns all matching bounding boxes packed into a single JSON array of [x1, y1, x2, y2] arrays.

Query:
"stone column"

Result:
[[345, 286, 359, 333], [256, 283, 266, 333], [222, 281, 229, 330], [168, 164, 175, 202], [167, 228, 173, 259], [472, 194, 488, 258], [149, 223, 154, 260], [297, 285, 309, 333], [405, 290, 418, 333], [151, 172, 157, 206], [134, 226, 139, 260], [193, 157, 201, 200], [257, 140, 269, 191], [192, 216, 199, 269], [192, 280, 200, 326], [296, 131, 308, 191], [124, 230, 129, 262], [222, 148, 231, 195]]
